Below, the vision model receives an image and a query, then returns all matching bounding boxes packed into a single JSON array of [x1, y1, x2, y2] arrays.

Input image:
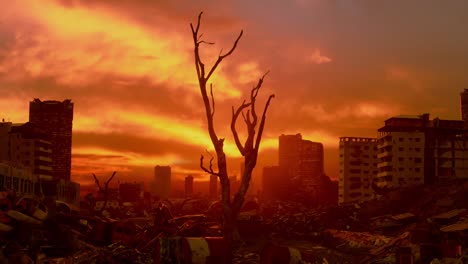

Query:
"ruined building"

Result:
[[29, 99, 73, 181], [152, 165, 171, 199]]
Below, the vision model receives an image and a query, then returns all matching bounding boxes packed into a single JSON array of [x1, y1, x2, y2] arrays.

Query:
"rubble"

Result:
[[0, 178, 466, 263]]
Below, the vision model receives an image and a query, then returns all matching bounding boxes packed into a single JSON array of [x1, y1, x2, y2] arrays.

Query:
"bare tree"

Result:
[[92, 171, 117, 215], [190, 12, 274, 246]]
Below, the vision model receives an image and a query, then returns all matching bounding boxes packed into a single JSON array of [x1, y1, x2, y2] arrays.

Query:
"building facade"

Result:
[[460, 89, 468, 126], [279, 134, 324, 181], [339, 137, 378, 204], [29, 99, 73, 181], [184, 175, 193, 198], [153, 165, 171, 199], [209, 175, 218, 200], [8, 122, 53, 180], [0, 162, 36, 196], [119, 182, 144, 203]]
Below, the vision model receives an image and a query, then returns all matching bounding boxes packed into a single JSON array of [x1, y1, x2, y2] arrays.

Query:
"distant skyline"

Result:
[[1, 1, 468, 189]]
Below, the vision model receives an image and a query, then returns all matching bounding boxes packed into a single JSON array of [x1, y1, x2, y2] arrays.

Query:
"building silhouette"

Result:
[[8, 122, 53, 180], [460, 89, 468, 126], [153, 165, 171, 199], [339, 137, 378, 204], [209, 175, 218, 200], [184, 175, 193, 198], [29, 99, 73, 181], [339, 105, 468, 204], [279, 134, 324, 181], [119, 182, 144, 203]]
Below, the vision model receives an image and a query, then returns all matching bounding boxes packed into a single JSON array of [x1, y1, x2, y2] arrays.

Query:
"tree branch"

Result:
[[92, 173, 103, 193], [200, 155, 221, 176], [206, 30, 243, 81], [210, 83, 215, 118], [255, 94, 275, 151], [231, 101, 251, 156]]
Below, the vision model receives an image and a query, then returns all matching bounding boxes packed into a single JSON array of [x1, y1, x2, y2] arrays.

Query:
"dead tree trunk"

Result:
[[190, 12, 274, 248], [92, 171, 116, 216]]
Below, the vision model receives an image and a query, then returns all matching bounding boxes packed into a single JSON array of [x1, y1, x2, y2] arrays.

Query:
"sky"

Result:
[[1, 0, 468, 192]]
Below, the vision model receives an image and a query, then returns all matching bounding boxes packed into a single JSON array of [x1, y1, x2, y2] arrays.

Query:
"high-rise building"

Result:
[[300, 140, 324, 185], [0, 122, 53, 181], [184, 175, 193, 198], [209, 175, 218, 200], [460, 89, 468, 125], [29, 99, 73, 181], [262, 166, 288, 200], [279, 134, 302, 177], [119, 182, 144, 203], [279, 134, 324, 181], [153, 165, 171, 199], [9, 122, 53, 180], [339, 137, 378, 204], [0, 161, 36, 196]]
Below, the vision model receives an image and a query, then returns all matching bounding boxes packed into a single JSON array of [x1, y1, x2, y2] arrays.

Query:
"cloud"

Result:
[[307, 49, 332, 64]]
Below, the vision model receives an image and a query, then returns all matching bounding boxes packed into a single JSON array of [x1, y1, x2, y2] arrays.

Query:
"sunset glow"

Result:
[[2, 0, 468, 190]]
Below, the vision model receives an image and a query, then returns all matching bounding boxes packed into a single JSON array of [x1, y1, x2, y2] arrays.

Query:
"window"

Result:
[[349, 169, 361, 174], [415, 148, 421, 152], [415, 138, 421, 142], [399, 157, 404, 162], [399, 168, 404, 171], [415, 168, 421, 172], [399, 138, 404, 142], [399, 147, 404, 151], [415, 158, 422, 163]]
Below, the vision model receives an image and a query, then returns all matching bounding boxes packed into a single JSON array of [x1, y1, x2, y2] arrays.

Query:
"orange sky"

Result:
[[1, 0, 468, 191]]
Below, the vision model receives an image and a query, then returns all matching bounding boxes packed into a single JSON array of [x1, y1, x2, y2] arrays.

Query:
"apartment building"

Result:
[[29, 99, 74, 181], [339, 137, 378, 204], [0, 161, 36, 196], [376, 130, 425, 188]]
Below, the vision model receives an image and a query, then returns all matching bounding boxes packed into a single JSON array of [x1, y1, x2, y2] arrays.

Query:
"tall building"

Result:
[[0, 161, 36, 196], [209, 175, 218, 200], [153, 165, 171, 199], [460, 89, 468, 125], [301, 140, 324, 185], [184, 175, 193, 198], [9, 122, 53, 180], [279, 134, 324, 181], [376, 114, 467, 188], [377, 117, 426, 189], [279, 134, 302, 177], [0, 122, 53, 180], [119, 182, 144, 203], [29, 99, 73, 181], [262, 166, 288, 200], [339, 137, 378, 204]]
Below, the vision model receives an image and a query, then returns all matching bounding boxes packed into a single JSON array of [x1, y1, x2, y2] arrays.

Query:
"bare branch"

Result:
[[231, 100, 251, 155], [206, 30, 243, 81], [255, 94, 275, 151], [92, 173, 103, 192], [199, 40, 215, 45], [210, 83, 215, 117], [200, 155, 221, 176], [105, 171, 117, 187], [250, 71, 269, 125]]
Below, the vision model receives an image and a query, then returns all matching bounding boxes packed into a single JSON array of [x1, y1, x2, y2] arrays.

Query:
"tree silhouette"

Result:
[[190, 12, 274, 248], [92, 171, 116, 215]]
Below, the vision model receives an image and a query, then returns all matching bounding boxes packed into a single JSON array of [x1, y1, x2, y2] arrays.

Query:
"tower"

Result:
[[461, 89, 468, 127], [154, 165, 171, 199], [29, 99, 73, 181], [209, 175, 218, 200], [185, 175, 193, 198]]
